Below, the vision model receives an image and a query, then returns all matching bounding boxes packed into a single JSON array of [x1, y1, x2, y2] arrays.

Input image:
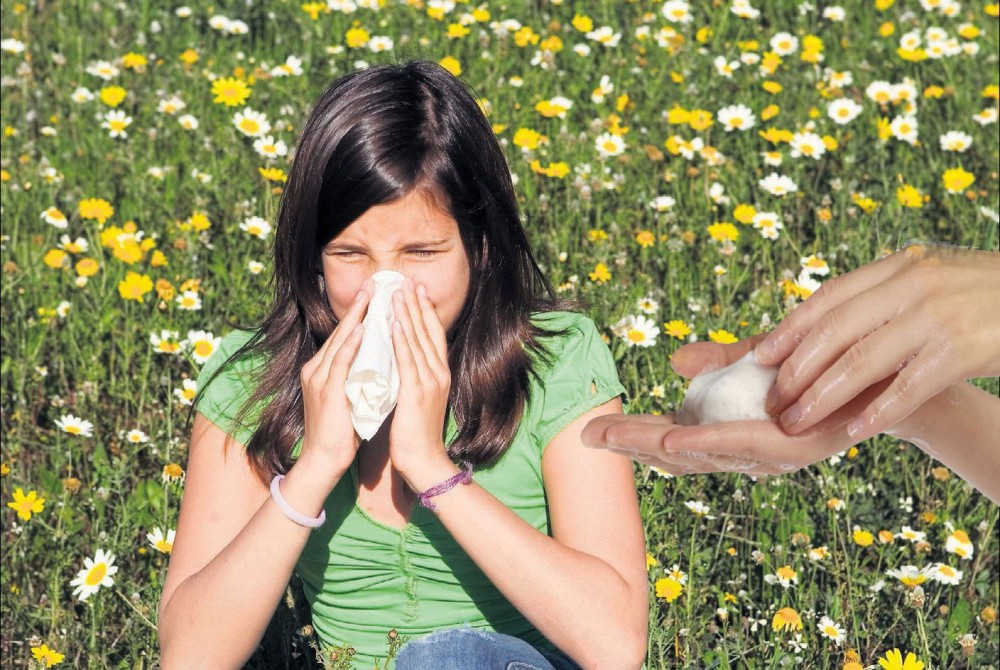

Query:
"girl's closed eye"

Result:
[[409, 249, 439, 258]]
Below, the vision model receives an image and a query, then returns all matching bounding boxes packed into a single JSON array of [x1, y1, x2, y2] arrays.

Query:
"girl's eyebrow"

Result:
[[326, 239, 452, 251]]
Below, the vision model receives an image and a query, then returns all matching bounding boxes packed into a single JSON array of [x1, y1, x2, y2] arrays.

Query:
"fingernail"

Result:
[[755, 337, 775, 362], [417, 284, 427, 297], [779, 403, 801, 430], [353, 289, 366, 304]]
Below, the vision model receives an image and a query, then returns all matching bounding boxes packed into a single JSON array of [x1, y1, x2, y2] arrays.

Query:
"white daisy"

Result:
[[662, 0, 693, 23], [240, 216, 273, 240], [175, 290, 202, 311], [612, 314, 659, 348], [71, 86, 95, 103], [800, 254, 830, 276], [248, 260, 266, 275], [101, 110, 133, 139], [718, 104, 755, 132], [146, 528, 176, 554], [637, 297, 660, 314], [770, 32, 799, 55], [124, 429, 149, 444], [890, 115, 919, 144], [55, 414, 94, 437], [157, 95, 186, 115], [865, 80, 895, 105], [945, 529, 974, 559], [270, 55, 304, 76], [752, 211, 783, 239], [649, 195, 676, 211], [173, 379, 198, 406], [817, 616, 846, 645], [150, 330, 183, 355], [939, 131, 972, 152], [69, 549, 118, 601], [178, 114, 199, 131], [827, 98, 863, 125], [759, 173, 798, 196], [86, 60, 120, 80], [252, 135, 288, 159], [594, 132, 626, 157], [931, 563, 963, 585], [789, 131, 826, 159], [41, 207, 68, 229], [185, 330, 221, 364], [233, 108, 271, 137]]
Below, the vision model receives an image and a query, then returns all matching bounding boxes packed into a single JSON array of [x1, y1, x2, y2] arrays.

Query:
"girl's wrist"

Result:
[[395, 447, 458, 492], [290, 449, 352, 494]]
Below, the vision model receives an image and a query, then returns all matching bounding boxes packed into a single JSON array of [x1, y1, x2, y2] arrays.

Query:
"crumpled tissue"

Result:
[[675, 351, 779, 425], [346, 270, 404, 440]]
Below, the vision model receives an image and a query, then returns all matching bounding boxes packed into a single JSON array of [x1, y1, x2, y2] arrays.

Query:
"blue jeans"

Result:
[[395, 627, 581, 670]]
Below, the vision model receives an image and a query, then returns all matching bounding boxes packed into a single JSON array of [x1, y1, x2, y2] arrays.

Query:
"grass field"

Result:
[[1, 0, 998, 668]]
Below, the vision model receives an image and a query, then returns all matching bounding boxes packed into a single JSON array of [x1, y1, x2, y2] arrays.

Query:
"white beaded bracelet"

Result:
[[269, 474, 326, 528]]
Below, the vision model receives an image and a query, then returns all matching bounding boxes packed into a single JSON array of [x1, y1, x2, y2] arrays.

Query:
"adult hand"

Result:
[[297, 278, 373, 479], [755, 244, 1000, 442], [388, 278, 454, 487], [582, 336, 877, 477]]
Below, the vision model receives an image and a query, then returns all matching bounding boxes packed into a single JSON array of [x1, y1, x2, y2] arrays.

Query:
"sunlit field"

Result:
[[2, 0, 998, 668]]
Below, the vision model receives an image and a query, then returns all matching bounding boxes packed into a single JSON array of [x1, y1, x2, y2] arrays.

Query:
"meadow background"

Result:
[[1, 0, 998, 668]]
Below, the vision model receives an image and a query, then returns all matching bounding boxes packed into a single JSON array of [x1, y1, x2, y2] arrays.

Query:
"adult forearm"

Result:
[[420, 471, 647, 669], [158, 463, 342, 669], [889, 381, 1000, 505]]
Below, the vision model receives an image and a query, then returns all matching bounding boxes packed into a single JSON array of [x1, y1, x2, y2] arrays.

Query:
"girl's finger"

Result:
[[393, 289, 432, 384], [765, 274, 915, 416], [392, 318, 421, 387], [401, 280, 441, 371], [317, 280, 373, 387], [778, 314, 923, 434], [415, 284, 448, 369], [755, 248, 912, 366], [846, 348, 949, 442], [324, 323, 365, 395]]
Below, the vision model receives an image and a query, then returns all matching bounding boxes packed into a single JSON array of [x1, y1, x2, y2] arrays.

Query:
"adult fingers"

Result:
[[777, 313, 926, 434], [670, 333, 767, 379], [846, 346, 950, 442], [580, 414, 671, 450], [755, 248, 911, 367]]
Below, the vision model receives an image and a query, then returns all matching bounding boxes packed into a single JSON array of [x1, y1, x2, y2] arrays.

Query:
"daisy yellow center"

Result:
[[240, 119, 259, 133], [801, 144, 814, 154], [85, 563, 107, 586], [602, 140, 618, 152], [181, 297, 196, 307], [876, 93, 890, 103], [159, 342, 180, 353], [182, 388, 197, 400], [110, 121, 126, 131], [902, 574, 927, 586], [838, 109, 849, 117], [65, 425, 82, 435], [823, 625, 839, 636], [777, 566, 796, 580], [939, 566, 955, 577], [164, 464, 183, 478], [671, 10, 685, 18], [194, 341, 214, 357], [899, 123, 911, 133], [248, 225, 262, 236], [730, 118, 743, 128], [156, 540, 173, 553], [627, 329, 646, 343]]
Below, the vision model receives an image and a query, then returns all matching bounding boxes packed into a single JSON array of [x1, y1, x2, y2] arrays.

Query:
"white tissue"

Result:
[[346, 270, 405, 440], [675, 351, 779, 425]]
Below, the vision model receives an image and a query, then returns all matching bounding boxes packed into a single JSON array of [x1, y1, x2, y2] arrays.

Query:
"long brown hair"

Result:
[[198, 61, 574, 485]]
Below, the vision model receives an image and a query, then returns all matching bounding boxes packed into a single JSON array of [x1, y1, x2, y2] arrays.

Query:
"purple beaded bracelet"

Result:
[[417, 461, 474, 512]]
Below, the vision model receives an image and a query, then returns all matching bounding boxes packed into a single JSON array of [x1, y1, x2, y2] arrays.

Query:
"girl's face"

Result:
[[321, 190, 472, 332]]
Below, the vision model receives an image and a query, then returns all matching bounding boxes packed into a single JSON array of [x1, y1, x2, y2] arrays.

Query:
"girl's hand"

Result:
[[755, 245, 1000, 442], [388, 278, 454, 486], [297, 279, 373, 481]]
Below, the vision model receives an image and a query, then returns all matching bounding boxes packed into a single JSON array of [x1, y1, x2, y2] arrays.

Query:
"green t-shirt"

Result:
[[195, 311, 626, 666]]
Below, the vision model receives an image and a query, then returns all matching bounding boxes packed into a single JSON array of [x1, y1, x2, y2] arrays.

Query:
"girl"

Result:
[[157, 61, 648, 669]]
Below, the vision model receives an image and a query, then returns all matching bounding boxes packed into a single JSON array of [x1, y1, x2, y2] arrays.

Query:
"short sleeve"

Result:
[[529, 312, 627, 451], [194, 330, 263, 447]]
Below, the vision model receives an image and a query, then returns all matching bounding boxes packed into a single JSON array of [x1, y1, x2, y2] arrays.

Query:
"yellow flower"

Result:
[[211, 77, 251, 107], [761, 104, 779, 120], [122, 52, 148, 71], [876, 0, 894, 8], [529, 160, 569, 178], [188, 212, 211, 232], [709, 329, 738, 344], [180, 49, 199, 65], [301, 1, 327, 19], [259, 167, 287, 182], [447, 23, 471, 39], [879, 21, 895, 36], [162, 462, 186, 483], [44, 249, 69, 269], [635, 230, 655, 248], [853, 529, 874, 546], [983, 85, 999, 100], [75, 258, 100, 276], [688, 109, 713, 131], [587, 229, 608, 242], [942, 167, 974, 194], [896, 185, 923, 208], [762, 81, 782, 94], [99, 86, 127, 107], [79, 198, 114, 224], [118, 271, 153, 302], [878, 649, 924, 670], [772, 607, 803, 632], [663, 320, 692, 340], [30, 644, 65, 668], [655, 577, 683, 602], [733, 204, 756, 224], [571, 14, 593, 32], [512, 127, 546, 151], [707, 222, 739, 242], [589, 263, 611, 283], [646, 553, 659, 569], [438, 56, 461, 76], [761, 51, 782, 75], [7, 488, 45, 521], [346, 26, 371, 47]]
